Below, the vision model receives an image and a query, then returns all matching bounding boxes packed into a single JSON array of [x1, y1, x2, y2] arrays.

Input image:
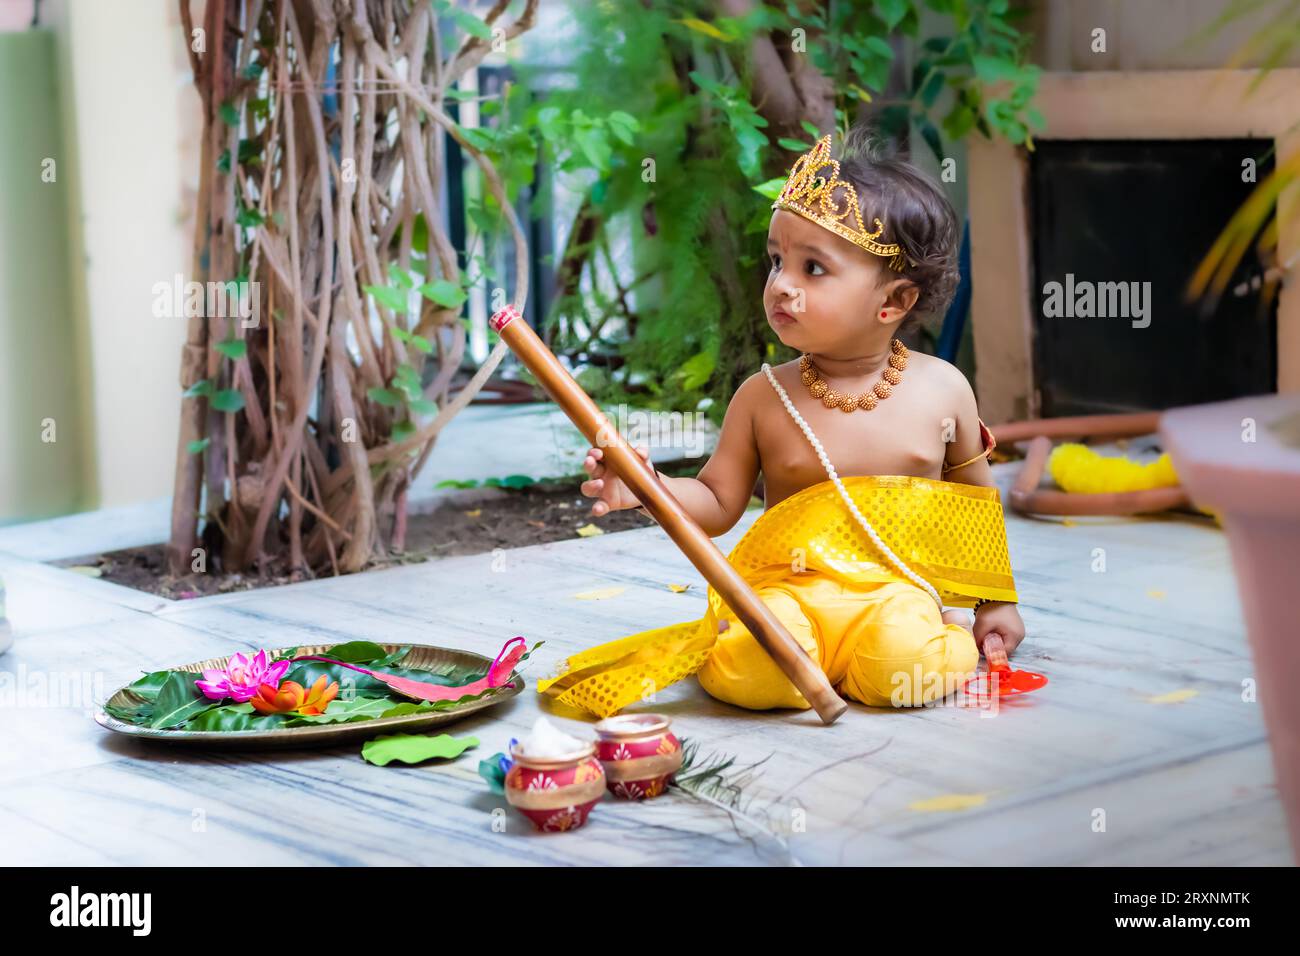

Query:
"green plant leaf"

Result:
[[418, 280, 468, 308], [235, 205, 265, 228], [674, 17, 735, 42], [862, 36, 894, 60], [184, 379, 213, 399], [573, 125, 612, 172], [388, 262, 414, 289], [365, 284, 408, 313], [752, 177, 786, 200], [448, 6, 492, 40], [919, 119, 943, 162], [211, 389, 246, 413], [973, 55, 1021, 85], [214, 339, 247, 361], [367, 387, 403, 407], [391, 420, 416, 443], [777, 137, 810, 151], [878, 0, 909, 29], [324, 641, 392, 664], [361, 733, 480, 767], [123, 670, 175, 702], [219, 102, 239, 127], [187, 438, 211, 455], [186, 702, 289, 732], [409, 398, 439, 416], [284, 696, 401, 726], [676, 349, 715, 391], [147, 672, 220, 729]]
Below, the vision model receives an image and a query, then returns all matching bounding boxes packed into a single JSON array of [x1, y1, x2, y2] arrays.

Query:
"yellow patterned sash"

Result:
[[538, 474, 1018, 718]]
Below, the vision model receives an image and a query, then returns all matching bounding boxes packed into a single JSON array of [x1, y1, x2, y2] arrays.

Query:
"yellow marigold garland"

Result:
[[1047, 443, 1218, 522], [1047, 442, 1180, 494]]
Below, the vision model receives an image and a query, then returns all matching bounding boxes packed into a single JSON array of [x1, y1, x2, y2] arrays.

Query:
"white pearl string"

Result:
[[761, 363, 943, 610]]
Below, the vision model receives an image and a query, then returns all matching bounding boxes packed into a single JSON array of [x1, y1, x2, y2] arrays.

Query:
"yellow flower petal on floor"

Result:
[[572, 586, 626, 601], [1146, 688, 1198, 704], [908, 792, 993, 813], [575, 523, 604, 537]]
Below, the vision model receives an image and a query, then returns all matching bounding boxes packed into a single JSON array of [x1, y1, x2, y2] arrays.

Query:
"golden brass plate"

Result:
[[93, 642, 522, 750]]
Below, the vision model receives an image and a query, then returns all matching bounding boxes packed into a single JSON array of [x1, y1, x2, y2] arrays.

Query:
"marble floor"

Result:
[[0, 461, 1291, 866]]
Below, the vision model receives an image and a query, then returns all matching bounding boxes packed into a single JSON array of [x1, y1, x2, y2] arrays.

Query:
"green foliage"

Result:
[[434, 473, 537, 490], [211, 389, 246, 413], [497, 0, 1039, 419], [214, 338, 247, 361]]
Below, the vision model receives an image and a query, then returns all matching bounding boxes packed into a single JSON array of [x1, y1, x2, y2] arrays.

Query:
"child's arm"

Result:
[[581, 374, 763, 537], [940, 372, 995, 488]]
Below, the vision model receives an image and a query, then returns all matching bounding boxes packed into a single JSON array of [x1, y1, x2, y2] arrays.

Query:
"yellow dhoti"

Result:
[[538, 475, 1018, 718]]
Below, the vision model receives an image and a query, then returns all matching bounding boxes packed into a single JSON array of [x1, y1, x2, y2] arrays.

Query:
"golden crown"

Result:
[[771, 134, 909, 272]]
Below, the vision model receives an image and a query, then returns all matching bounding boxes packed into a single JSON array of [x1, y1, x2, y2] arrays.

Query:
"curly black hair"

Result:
[[833, 126, 961, 329]]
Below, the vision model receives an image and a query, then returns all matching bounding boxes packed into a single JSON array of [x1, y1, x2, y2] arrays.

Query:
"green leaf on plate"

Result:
[[321, 641, 390, 664], [361, 733, 479, 767], [147, 672, 220, 729], [186, 702, 289, 732], [284, 696, 401, 726]]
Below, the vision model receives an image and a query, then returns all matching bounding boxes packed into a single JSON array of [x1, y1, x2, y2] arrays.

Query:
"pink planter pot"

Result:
[[594, 713, 684, 800], [505, 741, 605, 832], [1161, 394, 1300, 861]]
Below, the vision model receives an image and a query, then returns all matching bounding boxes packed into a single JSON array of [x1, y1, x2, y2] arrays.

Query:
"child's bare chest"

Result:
[[755, 368, 948, 507]]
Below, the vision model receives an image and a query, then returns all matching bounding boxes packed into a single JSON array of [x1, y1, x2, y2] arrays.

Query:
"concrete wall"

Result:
[[0, 26, 88, 522], [0, 0, 197, 524]]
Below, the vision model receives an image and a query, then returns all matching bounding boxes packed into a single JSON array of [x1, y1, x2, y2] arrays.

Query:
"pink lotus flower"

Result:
[[195, 650, 290, 702]]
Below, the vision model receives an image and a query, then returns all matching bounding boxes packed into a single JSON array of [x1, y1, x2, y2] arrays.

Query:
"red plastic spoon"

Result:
[[962, 634, 1047, 699]]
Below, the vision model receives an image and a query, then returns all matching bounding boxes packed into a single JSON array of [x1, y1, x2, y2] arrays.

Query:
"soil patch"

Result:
[[53, 462, 715, 600]]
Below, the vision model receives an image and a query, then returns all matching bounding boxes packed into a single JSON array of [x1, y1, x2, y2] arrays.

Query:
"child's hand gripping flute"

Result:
[[488, 304, 848, 726]]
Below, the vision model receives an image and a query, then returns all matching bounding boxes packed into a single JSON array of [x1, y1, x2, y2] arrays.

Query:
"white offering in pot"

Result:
[[517, 716, 588, 758]]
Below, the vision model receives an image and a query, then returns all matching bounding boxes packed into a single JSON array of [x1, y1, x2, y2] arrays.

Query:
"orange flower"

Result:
[[250, 675, 339, 715]]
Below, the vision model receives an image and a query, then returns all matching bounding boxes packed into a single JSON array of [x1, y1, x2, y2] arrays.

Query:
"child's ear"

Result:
[[881, 278, 920, 317]]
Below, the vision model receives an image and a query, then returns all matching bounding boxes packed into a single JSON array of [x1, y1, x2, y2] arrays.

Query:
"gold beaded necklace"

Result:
[[799, 340, 909, 412]]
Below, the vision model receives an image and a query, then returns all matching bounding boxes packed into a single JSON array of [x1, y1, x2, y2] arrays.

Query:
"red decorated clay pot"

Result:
[[505, 740, 605, 832], [594, 713, 683, 800]]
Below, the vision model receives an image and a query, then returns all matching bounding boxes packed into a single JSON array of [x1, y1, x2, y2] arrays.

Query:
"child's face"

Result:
[[764, 209, 909, 353]]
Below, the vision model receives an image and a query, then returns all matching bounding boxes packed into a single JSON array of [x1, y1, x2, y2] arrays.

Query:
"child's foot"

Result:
[[942, 609, 973, 631]]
